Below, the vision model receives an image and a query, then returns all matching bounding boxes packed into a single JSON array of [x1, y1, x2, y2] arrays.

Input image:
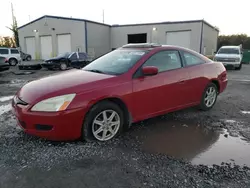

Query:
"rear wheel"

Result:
[[9, 58, 17, 66], [26, 56, 31, 61], [199, 83, 218, 111], [82, 101, 124, 142], [60, 62, 67, 70]]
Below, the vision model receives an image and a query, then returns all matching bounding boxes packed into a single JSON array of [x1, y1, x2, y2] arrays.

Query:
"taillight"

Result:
[[4, 58, 8, 63]]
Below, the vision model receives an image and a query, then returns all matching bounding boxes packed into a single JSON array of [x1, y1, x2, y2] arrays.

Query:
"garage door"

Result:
[[57, 34, 71, 55], [166, 31, 191, 49], [25, 37, 35, 60], [40, 36, 52, 60]]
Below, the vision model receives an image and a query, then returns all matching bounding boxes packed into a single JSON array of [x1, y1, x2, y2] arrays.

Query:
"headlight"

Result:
[[31, 94, 76, 112], [235, 58, 240, 62]]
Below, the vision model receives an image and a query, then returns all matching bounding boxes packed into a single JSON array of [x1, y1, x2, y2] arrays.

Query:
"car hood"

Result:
[[18, 69, 115, 104], [45, 57, 63, 62], [215, 54, 241, 59]]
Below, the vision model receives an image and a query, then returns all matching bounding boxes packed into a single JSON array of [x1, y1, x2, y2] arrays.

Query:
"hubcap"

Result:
[[10, 60, 16, 65], [204, 87, 216, 107], [61, 64, 67, 70], [92, 110, 120, 141]]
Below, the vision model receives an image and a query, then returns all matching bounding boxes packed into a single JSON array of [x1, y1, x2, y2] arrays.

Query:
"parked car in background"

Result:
[[214, 46, 243, 70], [41, 52, 90, 70], [0, 47, 22, 66], [20, 51, 32, 61], [12, 43, 227, 142], [0, 56, 10, 72]]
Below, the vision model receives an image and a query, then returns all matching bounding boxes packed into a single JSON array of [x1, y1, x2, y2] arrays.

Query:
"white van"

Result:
[[0, 48, 22, 66], [214, 46, 243, 70]]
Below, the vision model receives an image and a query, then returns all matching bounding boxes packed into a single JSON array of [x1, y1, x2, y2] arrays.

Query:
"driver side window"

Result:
[[70, 53, 77, 60], [143, 50, 182, 73]]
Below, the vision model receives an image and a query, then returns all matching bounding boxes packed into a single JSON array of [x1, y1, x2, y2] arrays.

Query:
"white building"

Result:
[[18, 15, 219, 60]]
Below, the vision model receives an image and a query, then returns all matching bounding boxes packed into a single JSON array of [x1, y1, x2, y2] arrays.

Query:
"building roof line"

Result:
[[18, 15, 219, 32], [18, 15, 110, 29]]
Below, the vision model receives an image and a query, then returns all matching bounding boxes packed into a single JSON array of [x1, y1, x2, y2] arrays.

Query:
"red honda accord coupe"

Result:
[[12, 43, 227, 141]]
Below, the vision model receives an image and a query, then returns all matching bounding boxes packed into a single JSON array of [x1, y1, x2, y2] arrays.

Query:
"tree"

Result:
[[0, 36, 15, 47], [217, 34, 250, 50], [6, 16, 19, 47]]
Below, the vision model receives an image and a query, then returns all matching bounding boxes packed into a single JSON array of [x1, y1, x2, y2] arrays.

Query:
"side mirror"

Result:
[[142, 66, 158, 76]]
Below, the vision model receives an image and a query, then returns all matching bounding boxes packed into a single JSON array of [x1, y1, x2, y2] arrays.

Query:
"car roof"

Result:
[[220, 46, 240, 49], [120, 43, 193, 51]]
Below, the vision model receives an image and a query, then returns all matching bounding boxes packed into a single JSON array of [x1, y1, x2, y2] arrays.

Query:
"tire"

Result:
[[26, 56, 31, 61], [60, 62, 67, 70], [9, 58, 17, 66], [82, 101, 124, 142], [199, 83, 218, 111], [235, 63, 242, 70]]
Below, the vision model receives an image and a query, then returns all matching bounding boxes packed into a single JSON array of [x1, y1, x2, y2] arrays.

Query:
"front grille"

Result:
[[216, 58, 237, 62], [35, 124, 53, 131]]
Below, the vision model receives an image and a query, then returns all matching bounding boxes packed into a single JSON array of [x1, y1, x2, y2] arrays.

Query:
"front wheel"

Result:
[[26, 56, 31, 61], [60, 62, 67, 70], [199, 83, 218, 111], [82, 101, 124, 142], [235, 63, 242, 70]]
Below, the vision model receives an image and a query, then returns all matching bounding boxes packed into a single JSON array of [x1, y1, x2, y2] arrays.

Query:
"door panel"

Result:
[[40, 36, 52, 60], [131, 50, 190, 121], [166, 31, 191, 49], [57, 34, 71, 55], [25, 37, 35, 60], [132, 69, 189, 120]]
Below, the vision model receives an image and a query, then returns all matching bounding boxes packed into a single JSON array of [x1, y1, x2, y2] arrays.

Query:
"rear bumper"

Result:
[[219, 79, 228, 93], [12, 101, 87, 141]]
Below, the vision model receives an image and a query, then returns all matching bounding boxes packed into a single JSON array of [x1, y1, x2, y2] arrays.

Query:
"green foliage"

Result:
[[218, 34, 250, 50], [0, 36, 15, 47], [6, 16, 19, 47]]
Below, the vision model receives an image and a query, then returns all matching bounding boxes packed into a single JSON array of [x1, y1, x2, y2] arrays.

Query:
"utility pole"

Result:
[[11, 2, 15, 26], [102, 9, 104, 23]]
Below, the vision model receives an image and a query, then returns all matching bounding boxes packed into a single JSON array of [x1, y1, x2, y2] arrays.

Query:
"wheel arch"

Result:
[[210, 79, 220, 92]]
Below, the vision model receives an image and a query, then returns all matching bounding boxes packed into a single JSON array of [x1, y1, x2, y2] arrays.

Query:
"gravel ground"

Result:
[[0, 65, 250, 188]]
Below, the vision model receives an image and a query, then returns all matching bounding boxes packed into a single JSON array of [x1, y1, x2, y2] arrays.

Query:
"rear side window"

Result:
[[11, 49, 19, 54], [143, 50, 182, 72], [79, 52, 87, 60], [0, 49, 9, 54], [183, 51, 205, 66]]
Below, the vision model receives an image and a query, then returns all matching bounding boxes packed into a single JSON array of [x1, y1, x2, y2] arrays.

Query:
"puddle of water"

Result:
[[0, 104, 12, 116], [241, 111, 250, 114], [0, 96, 13, 102], [141, 119, 250, 167]]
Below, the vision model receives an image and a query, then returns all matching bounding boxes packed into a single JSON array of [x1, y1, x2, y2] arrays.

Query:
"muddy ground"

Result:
[[0, 65, 250, 188]]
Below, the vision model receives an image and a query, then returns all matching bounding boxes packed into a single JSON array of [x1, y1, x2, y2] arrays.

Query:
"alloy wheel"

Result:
[[204, 87, 216, 107], [92, 110, 120, 141]]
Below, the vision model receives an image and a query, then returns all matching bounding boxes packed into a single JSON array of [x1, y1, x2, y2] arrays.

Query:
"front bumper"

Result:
[[12, 100, 87, 141], [41, 63, 59, 69], [221, 62, 241, 67]]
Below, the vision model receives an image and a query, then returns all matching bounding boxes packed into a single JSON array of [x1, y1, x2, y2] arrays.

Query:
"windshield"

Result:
[[218, 48, 239, 54], [58, 52, 71, 58], [82, 49, 148, 75]]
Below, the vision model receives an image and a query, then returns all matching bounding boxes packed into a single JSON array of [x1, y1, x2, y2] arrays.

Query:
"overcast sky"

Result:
[[0, 0, 249, 36]]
